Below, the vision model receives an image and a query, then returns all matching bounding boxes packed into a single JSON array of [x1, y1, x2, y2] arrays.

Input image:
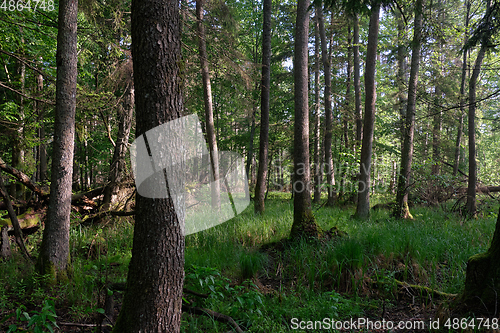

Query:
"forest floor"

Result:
[[1, 192, 499, 332]]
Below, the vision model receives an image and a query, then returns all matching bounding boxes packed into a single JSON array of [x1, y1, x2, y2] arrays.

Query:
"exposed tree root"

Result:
[[182, 304, 244, 333], [394, 279, 457, 300]]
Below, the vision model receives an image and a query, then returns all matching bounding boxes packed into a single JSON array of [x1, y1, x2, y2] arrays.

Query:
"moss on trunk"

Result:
[[290, 210, 322, 239], [36, 253, 71, 285], [459, 206, 500, 314]]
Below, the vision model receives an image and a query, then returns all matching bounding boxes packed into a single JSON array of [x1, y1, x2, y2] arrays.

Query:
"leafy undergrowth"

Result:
[[0, 192, 498, 332]]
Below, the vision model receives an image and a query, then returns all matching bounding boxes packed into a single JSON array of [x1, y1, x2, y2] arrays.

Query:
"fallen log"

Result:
[[0, 207, 42, 232], [457, 186, 500, 194], [0, 159, 130, 209], [71, 186, 106, 203], [81, 209, 135, 224], [0, 157, 48, 200]]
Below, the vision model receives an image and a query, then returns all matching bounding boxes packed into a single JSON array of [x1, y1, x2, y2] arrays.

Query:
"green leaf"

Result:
[[96, 308, 105, 314], [7, 324, 17, 333]]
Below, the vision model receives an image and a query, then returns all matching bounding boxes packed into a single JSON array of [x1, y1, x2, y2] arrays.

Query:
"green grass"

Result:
[[0, 193, 498, 332]]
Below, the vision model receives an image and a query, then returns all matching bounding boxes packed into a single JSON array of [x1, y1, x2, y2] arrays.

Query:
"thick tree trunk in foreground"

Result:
[[317, 5, 335, 206], [354, 3, 380, 219], [112, 0, 185, 332], [255, 0, 271, 214], [291, 0, 319, 239], [460, 206, 500, 314], [393, 0, 423, 220], [197, 0, 220, 209], [36, 0, 78, 283], [102, 81, 134, 210]]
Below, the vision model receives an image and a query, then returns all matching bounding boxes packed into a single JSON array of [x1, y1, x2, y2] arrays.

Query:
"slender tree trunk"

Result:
[[354, 3, 380, 219], [102, 81, 134, 210], [36, 72, 47, 184], [393, 0, 423, 220], [454, 0, 470, 177], [112, 0, 184, 331], [396, 8, 408, 142], [255, 0, 271, 214], [291, 0, 319, 239], [11, 39, 26, 199], [431, 85, 442, 176], [340, 22, 352, 200], [466, 0, 491, 217], [36, 0, 78, 283], [466, 45, 486, 217], [317, 5, 335, 206], [246, 99, 257, 189], [197, 0, 220, 209], [313, 11, 322, 204], [353, 14, 362, 153]]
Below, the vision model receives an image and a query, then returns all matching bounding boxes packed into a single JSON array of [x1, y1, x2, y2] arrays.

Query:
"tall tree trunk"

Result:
[[466, 45, 486, 217], [36, 72, 47, 184], [396, 8, 408, 142], [112, 0, 184, 331], [255, 0, 271, 214], [340, 22, 352, 201], [353, 13, 362, 153], [11, 37, 26, 199], [466, 0, 491, 217], [197, 0, 220, 209], [431, 85, 442, 176], [36, 0, 78, 283], [317, 4, 335, 206], [454, 0, 470, 177], [102, 81, 134, 210], [354, 3, 380, 219], [246, 99, 257, 189], [313, 10, 322, 204], [393, 0, 423, 220], [291, 0, 319, 239]]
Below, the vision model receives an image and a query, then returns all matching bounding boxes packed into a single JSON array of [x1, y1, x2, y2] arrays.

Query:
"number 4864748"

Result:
[[0, 0, 55, 11]]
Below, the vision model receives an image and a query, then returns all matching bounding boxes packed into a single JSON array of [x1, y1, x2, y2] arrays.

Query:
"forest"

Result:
[[1, 0, 500, 331]]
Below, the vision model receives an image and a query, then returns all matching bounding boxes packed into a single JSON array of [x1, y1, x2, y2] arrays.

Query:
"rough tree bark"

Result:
[[354, 3, 380, 219], [36, 0, 78, 283], [197, 0, 220, 209], [393, 0, 423, 220], [255, 0, 271, 214], [291, 0, 319, 239], [112, 0, 185, 331]]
